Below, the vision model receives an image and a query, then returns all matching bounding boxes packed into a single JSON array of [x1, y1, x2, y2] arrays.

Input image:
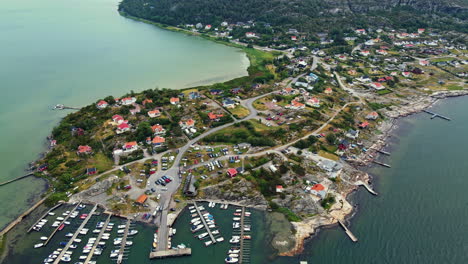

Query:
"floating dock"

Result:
[[192, 201, 216, 244], [422, 110, 451, 121], [149, 248, 192, 259], [372, 160, 391, 168], [338, 219, 358, 242], [44, 201, 82, 246], [376, 149, 390, 156], [117, 220, 131, 264], [239, 206, 251, 264], [0, 173, 33, 187], [355, 181, 378, 196], [84, 213, 111, 264], [52, 204, 97, 264], [27, 202, 63, 233]]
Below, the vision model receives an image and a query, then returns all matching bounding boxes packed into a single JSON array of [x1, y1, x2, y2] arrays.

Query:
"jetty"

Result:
[[338, 219, 358, 242], [84, 213, 111, 264], [192, 201, 216, 244], [422, 109, 451, 121], [149, 248, 192, 259], [0, 196, 47, 237], [376, 149, 390, 156], [239, 206, 251, 264], [44, 201, 82, 246], [0, 173, 33, 187], [27, 202, 63, 233], [52, 204, 97, 264], [372, 160, 391, 168], [52, 104, 81, 110], [116, 220, 131, 264], [355, 181, 378, 196]]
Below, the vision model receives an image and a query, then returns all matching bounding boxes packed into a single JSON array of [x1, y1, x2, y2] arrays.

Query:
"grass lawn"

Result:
[[447, 84, 463, 90], [376, 89, 392, 95], [253, 97, 270, 110], [229, 105, 250, 118], [92, 152, 114, 172], [318, 150, 340, 161]]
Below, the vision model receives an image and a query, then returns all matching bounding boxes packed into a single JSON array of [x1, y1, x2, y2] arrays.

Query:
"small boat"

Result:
[[40, 236, 48, 241], [58, 224, 65, 231], [152, 242, 157, 248], [177, 243, 186, 249], [74, 238, 81, 243], [212, 230, 220, 235], [228, 249, 240, 254], [117, 225, 126, 229], [128, 230, 138, 236], [43, 258, 54, 263], [79, 256, 87, 260], [110, 252, 118, 258], [243, 235, 251, 240], [93, 229, 101, 233], [48, 212, 55, 216], [197, 232, 208, 239], [117, 229, 124, 234], [216, 237, 225, 242], [126, 241, 133, 246], [60, 256, 71, 262], [225, 257, 238, 263], [229, 253, 239, 258], [57, 217, 64, 221], [190, 217, 200, 223], [192, 220, 201, 226], [229, 236, 240, 244], [191, 224, 203, 233], [34, 243, 44, 248], [65, 233, 73, 237], [70, 244, 77, 249], [233, 217, 240, 221], [205, 241, 213, 246]]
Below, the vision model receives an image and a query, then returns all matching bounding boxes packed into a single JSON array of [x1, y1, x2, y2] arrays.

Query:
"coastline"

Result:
[[276, 89, 468, 257]]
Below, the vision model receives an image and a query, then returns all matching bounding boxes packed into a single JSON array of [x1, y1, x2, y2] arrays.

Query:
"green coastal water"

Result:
[[0, 0, 248, 229]]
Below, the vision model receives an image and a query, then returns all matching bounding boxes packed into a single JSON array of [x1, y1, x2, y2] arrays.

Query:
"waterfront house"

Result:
[[96, 100, 108, 109], [152, 136, 166, 147], [77, 145, 92, 155], [205, 24, 212, 30], [123, 141, 138, 152], [148, 109, 161, 118], [121, 97, 136, 106], [310, 184, 326, 199], [227, 168, 238, 177], [151, 124, 166, 135], [170, 97, 180, 105], [231, 87, 242, 94], [210, 89, 223, 95], [116, 123, 130, 134], [366, 111, 379, 120]]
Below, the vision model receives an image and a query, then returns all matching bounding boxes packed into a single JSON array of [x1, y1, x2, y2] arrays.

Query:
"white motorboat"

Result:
[[225, 257, 238, 263], [205, 241, 213, 246], [40, 236, 48, 241], [34, 243, 43, 248], [216, 237, 225, 242]]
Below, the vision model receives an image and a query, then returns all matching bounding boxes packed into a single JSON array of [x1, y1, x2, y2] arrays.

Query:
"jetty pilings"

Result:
[[372, 160, 391, 168], [355, 181, 378, 196], [149, 248, 192, 259], [0, 196, 47, 237]]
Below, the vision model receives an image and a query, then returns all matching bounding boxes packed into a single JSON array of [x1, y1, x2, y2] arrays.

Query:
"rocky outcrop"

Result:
[[201, 179, 268, 209]]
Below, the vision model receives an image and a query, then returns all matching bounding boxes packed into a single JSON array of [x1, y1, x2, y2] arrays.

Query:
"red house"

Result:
[[227, 168, 238, 177]]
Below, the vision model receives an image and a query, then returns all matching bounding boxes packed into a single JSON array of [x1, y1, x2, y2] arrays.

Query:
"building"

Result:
[[355, 29, 366, 35], [121, 97, 136, 105], [123, 141, 138, 152], [227, 168, 238, 177], [86, 167, 97, 175], [208, 112, 224, 121], [345, 129, 360, 139], [310, 184, 326, 198], [245, 32, 257, 38], [112, 115, 124, 124], [148, 109, 161, 118], [96, 100, 108, 109], [152, 136, 166, 147], [151, 124, 166, 135], [324, 88, 333, 94], [222, 98, 236, 108], [359, 121, 370, 128], [142, 99, 153, 105], [170, 97, 180, 105], [306, 97, 320, 108], [419, 60, 430, 66], [77, 145, 92, 155], [370, 82, 385, 90], [179, 119, 195, 129], [360, 50, 370, 57], [366, 111, 379, 120], [276, 185, 283, 193], [136, 194, 148, 204], [116, 123, 130, 134], [205, 24, 212, 30]]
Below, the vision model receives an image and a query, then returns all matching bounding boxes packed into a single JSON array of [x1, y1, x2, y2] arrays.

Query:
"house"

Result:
[[86, 167, 97, 175], [205, 24, 212, 30], [96, 100, 108, 109], [297, 60, 307, 67], [306, 97, 320, 108], [345, 129, 360, 139], [227, 168, 238, 177], [355, 29, 366, 35], [148, 109, 161, 118], [135, 194, 148, 205], [324, 87, 333, 94], [151, 124, 166, 135], [188, 91, 201, 100], [152, 136, 166, 147], [195, 23, 203, 29], [222, 98, 236, 108], [319, 160, 343, 172], [117, 123, 130, 134], [245, 32, 256, 38], [310, 184, 326, 198], [402, 71, 411, 78], [121, 97, 136, 105], [370, 82, 385, 90], [77, 145, 92, 155], [276, 185, 283, 193], [291, 36, 297, 41], [170, 97, 180, 105], [294, 81, 309, 88], [210, 89, 223, 95], [142, 99, 153, 105], [123, 141, 138, 152], [360, 50, 370, 56], [419, 60, 429, 66], [208, 112, 224, 121], [146, 137, 152, 145], [179, 119, 195, 129], [359, 121, 370, 128], [231, 87, 242, 94], [286, 98, 305, 110], [366, 111, 379, 120], [221, 21, 228, 27], [288, 28, 298, 34], [418, 28, 425, 34], [282, 87, 296, 95], [129, 104, 141, 115], [376, 49, 388, 55], [112, 115, 124, 124]]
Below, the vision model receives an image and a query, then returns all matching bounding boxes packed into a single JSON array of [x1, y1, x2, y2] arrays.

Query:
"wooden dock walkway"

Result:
[[44, 201, 82, 246], [372, 160, 391, 168], [376, 149, 390, 156], [0, 173, 34, 186], [193, 201, 216, 244], [338, 219, 358, 242], [149, 248, 192, 259], [117, 220, 131, 264], [422, 110, 451, 121], [355, 181, 378, 196], [239, 207, 245, 264], [27, 202, 63, 233], [239, 207, 251, 264], [52, 204, 98, 264], [84, 213, 111, 264]]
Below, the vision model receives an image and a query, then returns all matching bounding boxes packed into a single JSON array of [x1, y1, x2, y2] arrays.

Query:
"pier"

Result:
[[0, 196, 47, 237], [239, 206, 251, 264], [372, 160, 391, 168], [149, 248, 192, 259], [0, 173, 33, 187], [338, 219, 358, 242], [52, 104, 81, 110], [355, 181, 378, 196], [52, 204, 97, 264], [116, 220, 131, 264], [376, 149, 390, 156], [27, 202, 63, 233], [44, 201, 82, 246], [422, 110, 451, 121], [84, 213, 111, 264], [192, 201, 216, 244]]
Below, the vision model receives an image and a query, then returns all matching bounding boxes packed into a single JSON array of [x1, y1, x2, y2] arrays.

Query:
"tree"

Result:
[[326, 133, 336, 144]]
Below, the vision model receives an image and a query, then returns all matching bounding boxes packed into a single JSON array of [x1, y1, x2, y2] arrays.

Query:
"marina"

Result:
[[83, 214, 111, 264], [43, 202, 82, 246]]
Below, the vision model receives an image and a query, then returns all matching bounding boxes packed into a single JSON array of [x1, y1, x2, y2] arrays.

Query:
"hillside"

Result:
[[119, 0, 468, 33]]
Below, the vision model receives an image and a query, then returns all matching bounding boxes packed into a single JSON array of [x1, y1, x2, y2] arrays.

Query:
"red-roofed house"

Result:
[[142, 99, 153, 105], [276, 185, 284, 193], [227, 168, 238, 177], [402, 71, 411, 78], [151, 124, 166, 135], [123, 141, 138, 152], [310, 183, 326, 198], [179, 119, 195, 129], [419, 60, 429, 66], [376, 49, 388, 55], [152, 136, 166, 147], [291, 36, 297, 41], [96, 100, 108, 109], [112, 115, 124, 124], [324, 88, 333, 95], [121, 97, 136, 105], [306, 97, 321, 108], [366, 111, 379, 120], [355, 29, 366, 35], [370, 82, 385, 90], [359, 121, 370, 128], [288, 98, 305, 110], [148, 109, 161, 118], [170, 97, 180, 105], [208, 112, 224, 121], [418, 28, 425, 34], [360, 50, 370, 57], [117, 123, 130, 134], [77, 145, 92, 155]]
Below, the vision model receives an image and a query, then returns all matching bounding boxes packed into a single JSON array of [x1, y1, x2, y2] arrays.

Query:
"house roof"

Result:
[[148, 109, 160, 116], [97, 100, 107, 106], [112, 115, 123, 121], [118, 123, 129, 129], [311, 184, 325, 191], [151, 124, 164, 132], [170, 97, 180, 103], [359, 121, 370, 128], [227, 168, 238, 175], [142, 99, 153, 105], [124, 141, 137, 148], [152, 136, 165, 144], [77, 145, 92, 153], [136, 194, 148, 204], [208, 112, 223, 120]]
